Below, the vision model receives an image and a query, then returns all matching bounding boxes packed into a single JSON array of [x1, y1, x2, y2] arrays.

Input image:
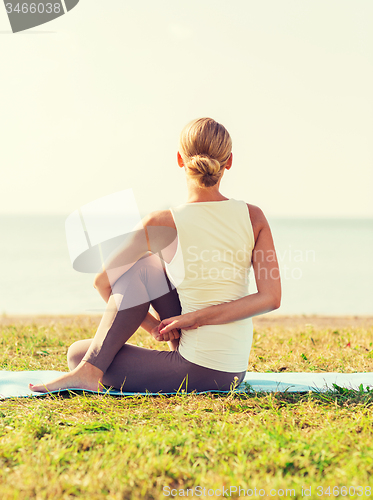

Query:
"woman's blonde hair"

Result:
[[179, 117, 232, 188]]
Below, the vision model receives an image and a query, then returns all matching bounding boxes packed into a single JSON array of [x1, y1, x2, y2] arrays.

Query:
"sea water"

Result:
[[0, 215, 372, 315]]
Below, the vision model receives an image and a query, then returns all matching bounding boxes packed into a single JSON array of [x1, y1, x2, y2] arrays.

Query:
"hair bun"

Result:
[[179, 117, 232, 188], [187, 154, 221, 187], [190, 154, 220, 175]]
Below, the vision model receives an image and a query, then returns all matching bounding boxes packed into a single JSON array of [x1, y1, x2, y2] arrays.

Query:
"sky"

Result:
[[0, 0, 372, 218]]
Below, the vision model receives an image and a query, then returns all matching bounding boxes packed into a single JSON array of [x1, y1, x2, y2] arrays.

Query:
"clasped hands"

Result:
[[150, 311, 200, 342]]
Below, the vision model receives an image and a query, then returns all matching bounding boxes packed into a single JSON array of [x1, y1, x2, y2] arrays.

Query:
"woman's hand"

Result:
[[157, 312, 200, 337], [150, 324, 180, 342]]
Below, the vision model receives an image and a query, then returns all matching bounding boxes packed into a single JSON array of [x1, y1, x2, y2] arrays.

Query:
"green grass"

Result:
[[1, 317, 373, 499]]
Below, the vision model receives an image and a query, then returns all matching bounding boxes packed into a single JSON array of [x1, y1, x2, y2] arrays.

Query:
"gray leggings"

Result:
[[67, 254, 246, 393]]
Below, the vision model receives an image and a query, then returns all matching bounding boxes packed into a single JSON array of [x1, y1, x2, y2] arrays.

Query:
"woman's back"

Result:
[[165, 198, 255, 372]]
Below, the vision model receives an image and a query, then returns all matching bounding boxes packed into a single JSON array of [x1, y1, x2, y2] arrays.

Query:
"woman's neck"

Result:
[[185, 179, 228, 203], [186, 194, 229, 203]]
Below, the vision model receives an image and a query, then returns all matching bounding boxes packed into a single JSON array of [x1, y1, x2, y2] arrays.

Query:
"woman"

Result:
[[30, 117, 281, 394]]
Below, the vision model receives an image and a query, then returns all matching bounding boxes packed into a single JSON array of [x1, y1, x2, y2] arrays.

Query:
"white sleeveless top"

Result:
[[165, 199, 255, 372]]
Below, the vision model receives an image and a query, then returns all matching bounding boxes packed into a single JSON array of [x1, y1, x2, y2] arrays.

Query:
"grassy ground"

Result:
[[0, 315, 373, 499]]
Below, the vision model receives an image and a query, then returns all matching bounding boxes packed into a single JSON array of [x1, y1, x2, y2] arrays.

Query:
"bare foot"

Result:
[[29, 361, 105, 393]]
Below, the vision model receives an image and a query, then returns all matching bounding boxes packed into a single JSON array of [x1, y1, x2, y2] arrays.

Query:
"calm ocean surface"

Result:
[[0, 215, 372, 316]]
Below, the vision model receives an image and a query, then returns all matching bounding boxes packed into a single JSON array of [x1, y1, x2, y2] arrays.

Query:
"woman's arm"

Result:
[[93, 211, 180, 345], [157, 207, 281, 334], [92, 220, 150, 304], [93, 211, 177, 294]]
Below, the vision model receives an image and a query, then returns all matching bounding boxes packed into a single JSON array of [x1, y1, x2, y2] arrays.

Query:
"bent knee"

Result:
[[67, 339, 91, 370], [112, 253, 167, 293]]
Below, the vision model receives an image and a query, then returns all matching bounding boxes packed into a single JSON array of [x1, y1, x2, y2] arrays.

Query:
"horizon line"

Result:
[[0, 212, 372, 220]]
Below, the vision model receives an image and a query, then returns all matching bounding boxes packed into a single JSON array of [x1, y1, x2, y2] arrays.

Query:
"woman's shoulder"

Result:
[[245, 203, 269, 244], [142, 210, 176, 230]]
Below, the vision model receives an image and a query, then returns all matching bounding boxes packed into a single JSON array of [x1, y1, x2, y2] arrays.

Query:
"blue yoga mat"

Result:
[[0, 371, 372, 399]]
